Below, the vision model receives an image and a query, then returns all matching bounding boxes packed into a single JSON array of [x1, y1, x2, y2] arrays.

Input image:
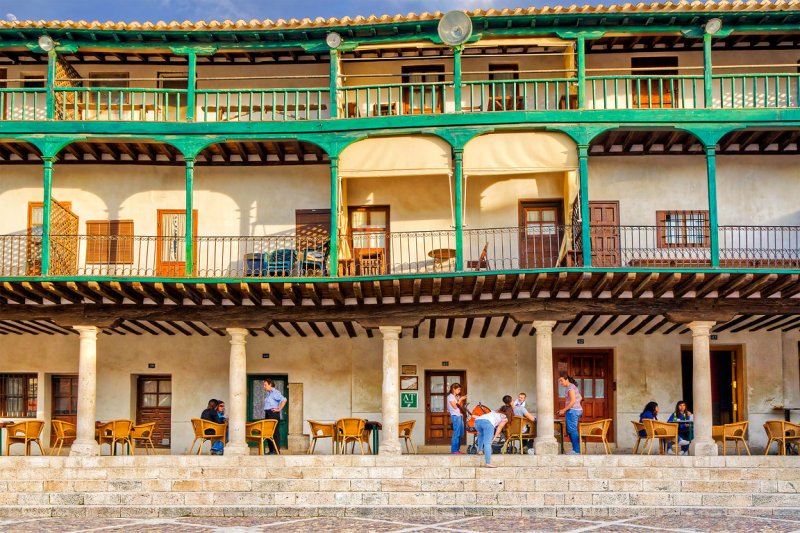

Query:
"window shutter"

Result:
[[86, 221, 109, 264], [86, 220, 134, 264], [109, 220, 134, 264], [656, 211, 667, 248]]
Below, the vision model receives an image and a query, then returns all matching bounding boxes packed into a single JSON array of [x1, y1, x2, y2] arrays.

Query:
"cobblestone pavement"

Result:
[[2, 514, 800, 532]]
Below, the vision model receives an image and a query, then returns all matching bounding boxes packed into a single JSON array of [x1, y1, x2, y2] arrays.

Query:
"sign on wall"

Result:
[[401, 392, 418, 409]]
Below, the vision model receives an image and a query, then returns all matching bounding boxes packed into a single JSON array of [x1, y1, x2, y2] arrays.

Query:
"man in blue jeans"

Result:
[[446, 383, 467, 454]]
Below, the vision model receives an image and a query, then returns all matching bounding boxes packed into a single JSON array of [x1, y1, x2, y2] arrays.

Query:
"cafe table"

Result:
[[668, 420, 694, 441], [365, 420, 382, 455]]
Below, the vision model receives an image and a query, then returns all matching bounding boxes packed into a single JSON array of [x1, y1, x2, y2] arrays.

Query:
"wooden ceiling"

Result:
[[590, 129, 800, 156], [588, 33, 800, 53]]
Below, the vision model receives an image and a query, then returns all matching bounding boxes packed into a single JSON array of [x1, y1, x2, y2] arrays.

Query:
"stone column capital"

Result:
[[532, 320, 557, 334], [688, 321, 716, 336], [226, 328, 248, 345], [73, 325, 98, 339], [379, 325, 402, 340]]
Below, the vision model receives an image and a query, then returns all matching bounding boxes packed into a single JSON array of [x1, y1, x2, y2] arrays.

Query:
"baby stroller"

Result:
[[465, 403, 491, 454]]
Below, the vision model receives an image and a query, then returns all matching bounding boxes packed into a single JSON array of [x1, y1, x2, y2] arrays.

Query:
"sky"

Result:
[[0, 0, 580, 23]]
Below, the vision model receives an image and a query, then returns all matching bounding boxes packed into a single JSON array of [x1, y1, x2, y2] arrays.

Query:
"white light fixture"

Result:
[[37, 35, 55, 52], [326, 32, 342, 49], [704, 18, 723, 35], [437, 10, 473, 47]]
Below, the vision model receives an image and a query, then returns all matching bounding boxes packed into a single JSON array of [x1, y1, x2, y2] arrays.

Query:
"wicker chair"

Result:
[[50, 420, 76, 456], [307, 420, 335, 455], [335, 418, 367, 454], [246, 419, 279, 455], [579, 419, 612, 455], [763, 420, 800, 456], [190, 418, 227, 455], [631, 421, 646, 454], [5, 420, 45, 456], [501, 416, 528, 455], [130, 422, 157, 455], [97, 419, 134, 456], [399, 420, 416, 454], [712, 421, 750, 456], [643, 419, 679, 455]]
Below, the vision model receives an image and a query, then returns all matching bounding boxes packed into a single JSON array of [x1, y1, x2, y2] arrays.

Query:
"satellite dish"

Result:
[[326, 32, 342, 49], [704, 18, 723, 35], [438, 11, 472, 47], [38, 35, 55, 52]]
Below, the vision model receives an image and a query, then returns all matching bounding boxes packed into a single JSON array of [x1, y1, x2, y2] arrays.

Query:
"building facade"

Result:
[[0, 1, 799, 456]]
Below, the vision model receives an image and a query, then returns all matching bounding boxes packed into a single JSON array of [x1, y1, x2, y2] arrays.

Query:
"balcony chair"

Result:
[[5, 420, 45, 456], [763, 420, 800, 456], [712, 421, 750, 456], [466, 241, 489, 271], [266, 249, 297, 277], [130, 422, 157, 455], [190, 418, 227, 455], [642, 419, 679, 455], [297, 241, 330, 276], [501, 416, 529, 455], [335, 418, 367, 455], [631, 421, 646, 454], [245, 419, 279, 455], [579, 419, 612, 455], [50, 420, 76, 456], [399, 420, 416, 454], [97, 419, 134, 456], [307, 420, 335, 455]]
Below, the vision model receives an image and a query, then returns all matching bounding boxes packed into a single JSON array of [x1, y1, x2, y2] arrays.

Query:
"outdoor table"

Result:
[[365, 420, 382, 455], [0, 421, 13, 455], [554, 420, 565, 454], [784, 408, 800, 422], [668, 420, 694, 441]]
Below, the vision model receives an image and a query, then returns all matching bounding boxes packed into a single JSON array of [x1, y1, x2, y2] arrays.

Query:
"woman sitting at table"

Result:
[[638, 401, 659, 437], [667, 400, 692, 455]]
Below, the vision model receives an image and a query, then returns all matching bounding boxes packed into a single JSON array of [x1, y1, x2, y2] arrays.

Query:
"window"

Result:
[[86, 220, 134, 264], [0, 373, 38, 418], [488, 64, 523, 110], [88, 72, 130, 104], [52, 375, 78, 417], [631, 57, 678, 108], [21, 74, 46, 88], [657, 210, 710, 248]]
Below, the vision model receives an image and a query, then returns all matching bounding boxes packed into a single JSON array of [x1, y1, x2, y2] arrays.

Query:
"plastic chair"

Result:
[[501, 416, 528, 455], [712, 421, 750, 456], [643, 419, 678, 455], [307, 421, 335, 455], [763, 420, 800, 455], [579, 419, 612, 455], [50, 420, 76, 456], [631, 421, 646, 454], [5, 420, 45, 456], [335, 418, 367, 454], [190, 418, 227, 455], [266, 249, 297, 277], [399, 420, 416, 454], [130, 422, 157, 455], [246, 419, 279, 455], [97, 419, 134, 456]]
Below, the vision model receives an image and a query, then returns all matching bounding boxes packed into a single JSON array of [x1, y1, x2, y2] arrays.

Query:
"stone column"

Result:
[[689, 321, 718, 456], [533, 320, 559, 455], [225, 328, 249, 456], [70, 326, 100, 456], [379, 326, 402, 455], [287, 383, 309, 454]]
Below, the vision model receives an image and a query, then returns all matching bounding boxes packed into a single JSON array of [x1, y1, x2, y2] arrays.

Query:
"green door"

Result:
[[247, 374, 289, 449]]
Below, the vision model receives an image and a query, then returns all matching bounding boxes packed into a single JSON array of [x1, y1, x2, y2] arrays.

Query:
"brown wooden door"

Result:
[[401, 65, 445, 115], [589, 201, 621, 267], [631, 57, 678, 108], [425, 370, 466, 445], [519, 201, 562, 268], [51, 375, 78, 446], [156, 210, 197, 277], [554, 349, 614, 441], [681, 345, 744, 425], [349, 206, 389, 275], [136, 375, 172, 448]]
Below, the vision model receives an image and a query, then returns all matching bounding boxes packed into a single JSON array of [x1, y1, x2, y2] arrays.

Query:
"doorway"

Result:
[[681, 345, 745, 425], [156, 209, 197, 277], [136, 375, 172, 448], [158, 73, 189, 120], [424, 370, 466, 445], [247, 374, 289, 449], [50, 375, 78, 446], [554, 349, 615, 441], [401, 65, 445, 114], [589, 201, 621, 267], [519, 200, 563, 268]]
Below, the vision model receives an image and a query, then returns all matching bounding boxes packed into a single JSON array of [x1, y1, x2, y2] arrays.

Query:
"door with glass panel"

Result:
[[349, 206, 389, 275], [50, 375, 78, 446], [246, 374, 289, 449], [425, 370, 467, 445], [554, 349, 614, 441], [136, 375, 172, 449], [156, 209, 197, 277], [519, 201, 562, 268]]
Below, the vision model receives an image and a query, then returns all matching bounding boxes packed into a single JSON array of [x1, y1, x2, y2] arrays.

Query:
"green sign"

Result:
[[401, 392, 417, 409]]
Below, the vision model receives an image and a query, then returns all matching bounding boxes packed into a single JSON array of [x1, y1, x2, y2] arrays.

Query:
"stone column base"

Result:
[[379, 440, 402, 455], [288, 434, 310, 454], [69, 440, 100, 457], [690, 439, 719, 456], [223, 444, 250, 456], [534, 438, 560, 455]]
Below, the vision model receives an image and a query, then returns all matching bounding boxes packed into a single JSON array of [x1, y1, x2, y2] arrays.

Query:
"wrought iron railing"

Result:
[[463, 226, 570, 270], [719, 226, 800, 267], [196, 235, 330, 277], [0, 235, 39, 277], [340, 82, 453, 117], [196, 88, 330, 121], [339, 230, 457, 275], [585, 75, 704, 110], [461, 78, 576, 112]]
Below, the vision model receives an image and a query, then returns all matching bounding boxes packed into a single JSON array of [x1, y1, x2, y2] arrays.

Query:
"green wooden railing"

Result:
[[0, 88, 47, 120], [196, 88, 330, 121], [713, 73, 800, 109], [585, 75, 704, 110], [54, 87, 188, 121], [461, 78, 576, 112], [341, 81, 452, 117]]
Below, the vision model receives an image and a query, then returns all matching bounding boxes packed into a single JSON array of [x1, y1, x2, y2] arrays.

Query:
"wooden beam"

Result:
[[719, 274, 754, 298], [652, 273, 682, 298], [610, 273, 636, 298], [131, 282, 164, 304], [627, 315, 657, 335], [738, 274, 778, 299], [570, 273, 592, 299], [694, 273, 729, 298], [154, 283, 183, 305], [412, 279, 421, 304], [591, 273, 614, 298], [577, 315, 600, 336], [239, 283, 261, 306], [632, 273, 659, 298], [260, 283, 281, 306], [174, 283, 203, 305], [644, 317, 669, 335], [195, 283, 222, 305], [471, 276, 485, 301], [21, 282, 60, 304], [673, 273, 703, 298], [328, 283, 345, 306], [610, 315, 637, 335], [594, 315, 618, 335], [562, 314, 583, 335], [462, 317, 474, 338], [550, 272, 568, 297]]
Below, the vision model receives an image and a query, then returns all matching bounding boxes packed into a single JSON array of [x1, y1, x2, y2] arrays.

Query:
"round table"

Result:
[[428, 248, 456, 262]]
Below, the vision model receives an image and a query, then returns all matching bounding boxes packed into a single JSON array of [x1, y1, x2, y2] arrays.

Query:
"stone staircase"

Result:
[[0, 455, 798, 518]]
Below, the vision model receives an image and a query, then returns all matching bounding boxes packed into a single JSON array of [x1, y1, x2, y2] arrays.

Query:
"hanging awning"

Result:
[[463, 132, 578, 176], [339, 136, 452, 179]]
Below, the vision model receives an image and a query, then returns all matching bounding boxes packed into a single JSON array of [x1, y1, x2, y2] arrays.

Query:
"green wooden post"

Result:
[[41, 157, 54, 276], [454, 149, 464, 270], [703, 33, 713, 108], [576, 36, 586, 109], [705, 146, 720, 267], [185, 157, 195, 276], [186, 51, 197, 121], [578, 144, 592, 267], [329, 49, 339, 119], [453, 46, 463, 112], [329, 156, 339, 276], [46, 50, 56, 120]]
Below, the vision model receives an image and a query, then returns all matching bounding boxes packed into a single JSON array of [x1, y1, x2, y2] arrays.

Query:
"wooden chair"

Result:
[[399, 420, 416, 454], [579, 419, 612, 455], [712, 421, 750, 456], [501, 416, 528, 455], [307, 420, 335, 455], [50, 420, 76, 456], [359, 426, 373, 454], [190, 418, 227, 455], [5, 420, 45, 456], [130, 422, 157, 455], [335, 418, 366, 454], [246, 419, 279, 455], [631, 421, 646, 454], [466, 241, 489, 271], [763, 420, 800, 455], [97, 419, 134, 456], [643, 419, 679, 455]]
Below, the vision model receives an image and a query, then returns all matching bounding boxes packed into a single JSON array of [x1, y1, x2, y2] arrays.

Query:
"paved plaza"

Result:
[[3, 514, 800, 532]]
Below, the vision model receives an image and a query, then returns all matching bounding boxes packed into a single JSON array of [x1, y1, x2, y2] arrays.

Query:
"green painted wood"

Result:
[[329, 49, 339, 119], [185, 158, 195, 277], [576, 36, 586, 110], [45, 51, 56, 120], [705, 147, 719, 268], [578, 145, 591, 268], [41, 157, 54, 276], [454, 47, 463, 113], [329, 157, 339, 277], [186, 51, 197, 122], [454, 149, 464, 270], [703, 33, 713, 109]]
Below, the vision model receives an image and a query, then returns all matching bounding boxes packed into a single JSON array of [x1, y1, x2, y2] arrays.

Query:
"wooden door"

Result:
[[136, 375, 172, 448], [681, 345, 745, 425], [156, 209, 197, 277], [519, 201, 562, 268], [554, 349, 614, 441], [349, 206, 389, 275], [425, 370, 466, 445], [589, 201, 621, 267], [51, 375, 78, 446], [247, 375, 289, 449], [631, 57, 678, 108], [401, 65, 445, 115]]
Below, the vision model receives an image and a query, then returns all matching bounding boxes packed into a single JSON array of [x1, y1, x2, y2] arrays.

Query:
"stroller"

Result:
[[465, 403, 492, 454]]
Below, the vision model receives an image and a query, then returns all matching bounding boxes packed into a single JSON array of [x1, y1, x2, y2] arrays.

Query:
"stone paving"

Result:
[[2, 514, 800, 532]]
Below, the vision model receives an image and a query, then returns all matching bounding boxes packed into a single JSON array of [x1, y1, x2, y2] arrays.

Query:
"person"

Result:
[[474, 405, 514, 468], [514, 393, 527, 410], [507, 393, 536, 454], [639, 401, 659, 437], [210, 400, 227, 455], [201, 399, 218, 423], [447, 383, 467, 454], [667, 400, 692, 455], [557, 375, 583, 455], [263, 379, 287, 454]]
